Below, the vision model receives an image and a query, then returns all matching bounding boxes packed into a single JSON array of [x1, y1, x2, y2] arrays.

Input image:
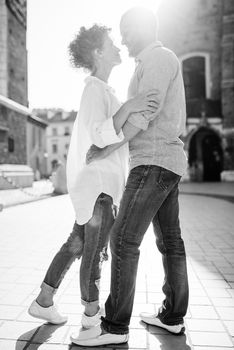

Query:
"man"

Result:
[[71, 6, 189, 346]]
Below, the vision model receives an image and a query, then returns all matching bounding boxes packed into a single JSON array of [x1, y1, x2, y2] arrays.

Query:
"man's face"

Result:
[[120, 19, 142, 57]]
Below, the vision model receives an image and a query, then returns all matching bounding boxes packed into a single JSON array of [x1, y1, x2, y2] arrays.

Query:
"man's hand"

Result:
[[86, 144, 110, 164]]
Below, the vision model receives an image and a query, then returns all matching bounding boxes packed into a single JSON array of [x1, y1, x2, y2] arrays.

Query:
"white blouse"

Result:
[[66, 76, 129, 225]]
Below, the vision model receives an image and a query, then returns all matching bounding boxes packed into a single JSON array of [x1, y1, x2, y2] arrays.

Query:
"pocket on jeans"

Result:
[[126, 165, 148, 190], [156, 168, 180, 191]]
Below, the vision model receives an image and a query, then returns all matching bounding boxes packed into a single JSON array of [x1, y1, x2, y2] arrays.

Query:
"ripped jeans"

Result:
[[41, 193, 115, 306]]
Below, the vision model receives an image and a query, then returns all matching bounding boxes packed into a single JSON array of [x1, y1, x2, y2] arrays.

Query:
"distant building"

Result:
[[34, 109, 76, 175], [0, 0, 48, 187], [158, 0, 234, 181], [0, 0, 28, 106]]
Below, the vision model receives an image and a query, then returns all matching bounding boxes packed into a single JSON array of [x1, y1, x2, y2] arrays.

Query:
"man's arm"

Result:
[[127, 51, 178, 131]]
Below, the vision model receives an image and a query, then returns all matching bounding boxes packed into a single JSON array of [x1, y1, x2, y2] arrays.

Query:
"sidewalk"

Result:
[[179, 182, 234, 203], [0, 191, 234, 349], [0, 180, 55, 209]]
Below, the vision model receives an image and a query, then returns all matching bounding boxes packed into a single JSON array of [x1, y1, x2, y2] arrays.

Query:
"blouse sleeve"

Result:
[[81, 83, 124, 148]]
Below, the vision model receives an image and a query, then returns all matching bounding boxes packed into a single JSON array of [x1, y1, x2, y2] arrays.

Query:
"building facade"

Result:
[[158, 0, 234, 181], [34, 109, 76, 175], [0, 0, 28, 106], [0, 0, 48, 187]]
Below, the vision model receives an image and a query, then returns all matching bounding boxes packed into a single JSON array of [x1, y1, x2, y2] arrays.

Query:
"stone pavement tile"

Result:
[[189, 296, 212, 306], [0, 321, 40, 340], [0, 282, 37, 294], [133, 292, 147, 303], [210, 297, 234, 307], [27, 344, 69, 350], [0, 291, 29, 305], [130, 316, 148, 330], [0, 339, 26, 350], [57, 294, 81, 304], [116, 329, 147, 349], [189, 305, 219, 319], [223, 320, 234, 336], [147, 292, 164, 303], [58, 303, 83, 315], [147, 333, 191, 350], [30, 324, 70, 344], [218, 267, 234, 274], [216, 307, 234, 320], [185, 319, 225, 332], [132, 303, 156, 317], [222, 274, 234, 282], [188, 287, 207, 297], [203, 288, 231, 298], [189, 331, 233, 347], [17, 309, 43, 323], [199, 272, 224, 280], [200, 280, 230, 289], [193, 348, 234, 350], [0, 305, 24, 320], [227, 289, 234, 298]]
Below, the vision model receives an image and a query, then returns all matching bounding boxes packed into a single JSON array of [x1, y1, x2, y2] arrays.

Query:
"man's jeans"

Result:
[[102, 165, 189, 334], [41, 193, 114, 305]]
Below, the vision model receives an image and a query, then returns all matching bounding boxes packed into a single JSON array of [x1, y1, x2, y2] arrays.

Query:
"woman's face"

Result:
[[100, 34, 121, 67]]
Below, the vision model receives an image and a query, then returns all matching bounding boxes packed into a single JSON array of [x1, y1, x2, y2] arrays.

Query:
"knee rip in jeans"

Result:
[[67, 236, 83, 256], [98, 247, 108, 269]]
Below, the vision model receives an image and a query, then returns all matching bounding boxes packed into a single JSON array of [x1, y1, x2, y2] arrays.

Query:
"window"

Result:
[[182, 56, 206, 100], [52, 127, 57, 136], [64, 126, 70, 136], [51, 159, 58, 170], [65, 143, 69, 150], [0, 130, 7, 143], [8, 137, 14, 152], [52, 144, 58, 153]]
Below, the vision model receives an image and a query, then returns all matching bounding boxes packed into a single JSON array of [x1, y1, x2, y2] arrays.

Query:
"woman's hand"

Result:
[[86, 145, 110, 164], [124, 90, 159, 115]]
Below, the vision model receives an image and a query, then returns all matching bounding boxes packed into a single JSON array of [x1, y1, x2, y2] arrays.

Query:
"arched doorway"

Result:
[[188, 127, 223, 182]]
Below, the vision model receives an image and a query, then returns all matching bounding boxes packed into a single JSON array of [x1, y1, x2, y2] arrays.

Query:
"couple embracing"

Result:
[[28, 6, 189, 347]]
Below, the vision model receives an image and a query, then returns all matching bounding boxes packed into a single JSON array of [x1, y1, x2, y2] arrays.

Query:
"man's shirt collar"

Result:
[[135, 41, 163, 63]]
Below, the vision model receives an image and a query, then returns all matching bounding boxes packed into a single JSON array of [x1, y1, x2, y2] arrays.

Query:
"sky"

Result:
[[27, 0, 160, 111]]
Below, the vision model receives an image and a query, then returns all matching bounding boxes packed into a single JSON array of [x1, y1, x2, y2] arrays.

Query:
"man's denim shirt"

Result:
[[127, 41, 187, 176]]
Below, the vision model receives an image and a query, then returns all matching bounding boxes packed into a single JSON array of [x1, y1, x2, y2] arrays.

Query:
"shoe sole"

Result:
[[71, 335, 129, 346], [141, 317, 185, 335], [28, 309, 67, 325]]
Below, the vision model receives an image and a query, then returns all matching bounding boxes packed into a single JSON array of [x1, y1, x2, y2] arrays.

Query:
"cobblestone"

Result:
[[0, 190, 233, 349]]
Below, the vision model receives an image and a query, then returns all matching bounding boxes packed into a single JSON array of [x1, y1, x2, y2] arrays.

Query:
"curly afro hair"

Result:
[[68, 24, 111, 72]]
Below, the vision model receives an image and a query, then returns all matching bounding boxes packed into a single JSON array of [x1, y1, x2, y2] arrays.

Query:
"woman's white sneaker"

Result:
[[81, 306, 105, 328], [28, 300, 67, 324], [140, 312, 185, 334]]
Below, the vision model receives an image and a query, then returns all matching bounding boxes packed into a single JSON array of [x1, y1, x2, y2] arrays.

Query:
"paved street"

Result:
[[0, 192, 234, 349]]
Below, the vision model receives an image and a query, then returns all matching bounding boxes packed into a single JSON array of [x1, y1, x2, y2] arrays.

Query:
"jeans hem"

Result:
[[41, 281, 57, 295], [81, 298, 99, 307]]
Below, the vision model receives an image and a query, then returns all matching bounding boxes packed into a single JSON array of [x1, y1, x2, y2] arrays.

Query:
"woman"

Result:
[[28, 24, 157, 328]]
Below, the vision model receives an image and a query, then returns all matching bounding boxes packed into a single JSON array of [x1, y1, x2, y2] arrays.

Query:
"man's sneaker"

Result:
[[140, 312, 185, 335], [81, 306, 105, 328], [70, 324, 129, 347], [28, 300, 67, 325]]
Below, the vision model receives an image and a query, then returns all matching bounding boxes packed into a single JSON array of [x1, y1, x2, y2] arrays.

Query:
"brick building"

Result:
[[158, 0, 234, 181]]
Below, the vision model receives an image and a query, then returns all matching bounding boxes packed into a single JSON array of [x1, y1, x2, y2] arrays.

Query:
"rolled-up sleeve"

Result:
[[82, 83, 123, 148], [94, 117, 124, 147]]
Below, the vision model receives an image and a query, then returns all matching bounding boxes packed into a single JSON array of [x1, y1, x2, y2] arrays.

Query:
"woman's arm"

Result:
[[86, 121, 140, 164]]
